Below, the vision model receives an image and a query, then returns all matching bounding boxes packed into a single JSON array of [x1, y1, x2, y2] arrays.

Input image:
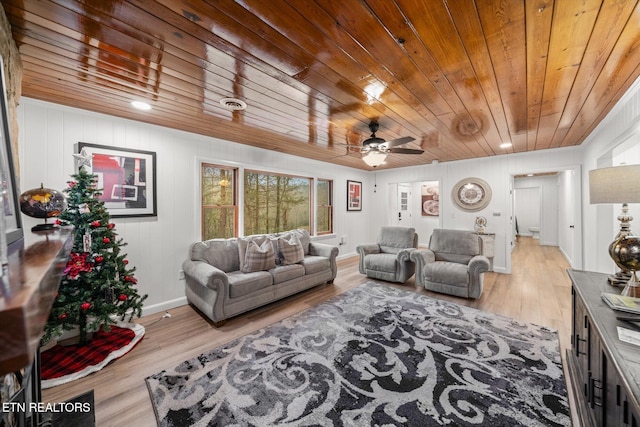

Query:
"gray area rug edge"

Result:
[[146, 282, 570, 426]]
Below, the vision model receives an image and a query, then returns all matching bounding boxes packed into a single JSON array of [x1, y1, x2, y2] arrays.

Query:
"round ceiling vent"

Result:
[[219, 97, 247, 111]]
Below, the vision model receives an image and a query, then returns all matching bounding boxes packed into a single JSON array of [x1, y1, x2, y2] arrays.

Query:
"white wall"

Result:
[[17, 98, 371, 316]]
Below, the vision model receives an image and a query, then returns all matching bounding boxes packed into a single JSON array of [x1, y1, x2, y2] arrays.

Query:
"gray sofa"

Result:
[[183, 229, 339, 325], [356, 226, 418, 283], [410, 229, 490, 299]]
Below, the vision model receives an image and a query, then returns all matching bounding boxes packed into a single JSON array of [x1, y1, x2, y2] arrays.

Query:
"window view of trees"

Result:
[[244, 171, 310, 235], [202, 164, 236, 239], [317, 179, 333, 234], [200, 163, 331, 239]]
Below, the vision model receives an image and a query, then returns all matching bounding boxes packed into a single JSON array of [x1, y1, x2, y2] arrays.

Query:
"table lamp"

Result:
[[589, 164, 640, 294]]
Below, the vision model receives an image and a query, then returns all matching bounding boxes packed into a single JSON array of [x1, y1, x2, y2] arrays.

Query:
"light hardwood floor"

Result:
[[42, 236, 574, 426]]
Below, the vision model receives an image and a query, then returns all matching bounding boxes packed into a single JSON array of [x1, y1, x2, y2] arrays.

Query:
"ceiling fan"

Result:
[[346, 121, 424, 167]]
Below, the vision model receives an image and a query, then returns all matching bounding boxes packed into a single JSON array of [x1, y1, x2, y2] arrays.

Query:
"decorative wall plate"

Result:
[[452, 177, 492, 212]]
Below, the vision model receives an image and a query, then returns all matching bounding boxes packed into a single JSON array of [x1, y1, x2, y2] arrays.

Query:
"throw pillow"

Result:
[[279, 234, 304, 265], [241, 239, 276, 273]]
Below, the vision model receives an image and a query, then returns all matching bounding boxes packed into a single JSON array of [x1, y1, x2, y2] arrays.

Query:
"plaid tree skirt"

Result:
[[41, 323, 145, 389]]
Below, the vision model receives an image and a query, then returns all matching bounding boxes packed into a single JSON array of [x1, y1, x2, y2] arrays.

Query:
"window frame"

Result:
[[200, 162, 238, 240], [316, 178, 333, 235]]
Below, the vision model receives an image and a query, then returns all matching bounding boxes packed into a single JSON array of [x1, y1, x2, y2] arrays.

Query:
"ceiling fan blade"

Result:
[[388, 147, 424, 154], [379, 136, 415, 149]]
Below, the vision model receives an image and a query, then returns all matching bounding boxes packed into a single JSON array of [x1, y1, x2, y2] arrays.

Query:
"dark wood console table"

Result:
[[0, 227, 74, 427], [567, 269, 640, 426]]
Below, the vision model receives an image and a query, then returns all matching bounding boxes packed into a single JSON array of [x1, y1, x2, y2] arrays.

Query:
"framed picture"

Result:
[[76, 142, 157, 217], [0, 55, 23, 250], [347, 180, 362, 211], [421, 182, 439, 216]]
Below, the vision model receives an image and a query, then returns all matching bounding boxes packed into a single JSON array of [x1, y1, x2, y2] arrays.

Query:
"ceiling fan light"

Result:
[[363, 151, 387, 167]]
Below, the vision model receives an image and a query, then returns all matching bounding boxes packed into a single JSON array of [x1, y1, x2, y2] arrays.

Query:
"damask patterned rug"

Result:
[[146, 282, 570, 426]]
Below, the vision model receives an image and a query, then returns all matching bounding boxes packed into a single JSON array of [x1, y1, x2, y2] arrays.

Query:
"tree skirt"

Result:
[[41, 323, 145, 389], [146, 282, 570, 426]]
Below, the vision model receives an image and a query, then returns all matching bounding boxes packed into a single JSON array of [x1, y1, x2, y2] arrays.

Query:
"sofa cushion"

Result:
[[300, 255, 330, 275], [227, 270, 273, 298], [364, 253, 397, 272], [270, 264, 305, 284], [424, 261, 469, 286], [279, 234, 305, 265], [240, 239, 276, 273]]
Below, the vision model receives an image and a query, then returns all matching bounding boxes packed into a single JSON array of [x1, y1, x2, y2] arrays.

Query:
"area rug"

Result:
[[41, 323, 145, 389], [146, 283, 570, 426]]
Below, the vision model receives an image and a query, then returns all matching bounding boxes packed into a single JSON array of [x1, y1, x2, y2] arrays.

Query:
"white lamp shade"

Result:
[[362, 151, 387, 167], [589, 164, 640, 204]]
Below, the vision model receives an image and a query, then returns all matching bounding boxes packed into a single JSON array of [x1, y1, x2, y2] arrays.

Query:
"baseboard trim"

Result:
[[142, 296, 188, 317]]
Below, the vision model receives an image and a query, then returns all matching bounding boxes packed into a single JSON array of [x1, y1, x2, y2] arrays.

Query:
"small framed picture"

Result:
[[347, 180, 362, 211], [76, 142, 157, 217]]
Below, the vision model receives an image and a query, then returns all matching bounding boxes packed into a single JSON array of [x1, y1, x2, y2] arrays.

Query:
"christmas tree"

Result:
[[43, 167, 147, 345]]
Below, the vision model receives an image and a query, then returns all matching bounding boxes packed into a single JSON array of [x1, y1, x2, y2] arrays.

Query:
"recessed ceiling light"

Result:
[[131, 101, 152, 111], [500, 142, 512, 148]]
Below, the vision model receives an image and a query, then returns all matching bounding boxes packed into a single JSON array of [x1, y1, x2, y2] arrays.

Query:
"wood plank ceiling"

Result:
[[3, 0, 640, 170]]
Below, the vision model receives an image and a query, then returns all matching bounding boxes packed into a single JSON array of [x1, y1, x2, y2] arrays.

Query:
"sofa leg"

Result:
[[327, 279, 334, 284], [212, 319, 227, 328]]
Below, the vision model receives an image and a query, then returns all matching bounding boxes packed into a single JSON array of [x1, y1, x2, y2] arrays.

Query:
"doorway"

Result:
[[389, 183, 413, 227]]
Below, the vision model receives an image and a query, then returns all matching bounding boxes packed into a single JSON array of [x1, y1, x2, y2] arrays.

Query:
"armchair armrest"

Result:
[[356, 243, 381, 274], [356, 243, 381, 256], [468, 255, 490, 276], [409, 249, 436, 266], [397, 247, 417, 263], [410, 249, 436, 288]]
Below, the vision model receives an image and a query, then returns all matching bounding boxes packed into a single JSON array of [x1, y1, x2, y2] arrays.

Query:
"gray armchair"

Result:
[[410, 229, 490, 299], [357, 226, 418, 283]]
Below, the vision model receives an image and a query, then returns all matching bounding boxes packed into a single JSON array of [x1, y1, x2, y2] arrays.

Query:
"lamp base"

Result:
[[609, 270, 634, 287]]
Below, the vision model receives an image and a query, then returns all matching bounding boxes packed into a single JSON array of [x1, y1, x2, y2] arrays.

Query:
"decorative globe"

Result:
[[19, 184, 67, 231], [610, 236, 640, 272]]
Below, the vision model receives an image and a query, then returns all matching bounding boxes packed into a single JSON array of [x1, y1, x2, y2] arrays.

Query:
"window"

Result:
[[317, 179, 333, 234], [201, 164, 237, 239], [244, 170, 311, 235], [200, 164, 333, 239]]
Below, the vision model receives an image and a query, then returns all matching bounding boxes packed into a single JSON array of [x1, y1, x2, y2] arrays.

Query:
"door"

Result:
[[389, 183, 413, 227]]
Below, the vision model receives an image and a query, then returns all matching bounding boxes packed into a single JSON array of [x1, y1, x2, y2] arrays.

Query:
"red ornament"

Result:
[[103, 237, 110, 244], [68, 181, 76, 188], [108, 223, 115, 229], [124, 275, 138, 284], [95, 256, 103, 263], [55, 219, 62, 225], [81, 302, 91, 311], [58, 313, 68, 320], [91, 220, 101, 227], [118, 294, 127, 301], [123, 259, 129, 265]]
